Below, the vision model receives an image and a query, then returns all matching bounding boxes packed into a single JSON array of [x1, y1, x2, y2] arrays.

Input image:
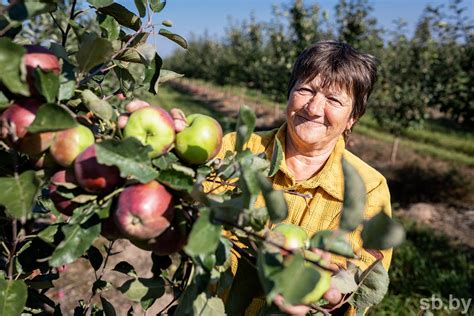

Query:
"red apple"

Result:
[[0, 99, 41, 139], [74, 144, 122, 194], [131, 209, 188, 255], [114, 181, 175, 240], [123, 106, 175, 158], [23, 45, 60, 95], [175, 114, 223, 165], [18, 131, 55, 157], [49, 169, 79, 216], [49, 125, 95, 167]]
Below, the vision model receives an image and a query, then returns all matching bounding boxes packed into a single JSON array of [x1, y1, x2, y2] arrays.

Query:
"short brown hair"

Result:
[[287, 40, 377, 121]]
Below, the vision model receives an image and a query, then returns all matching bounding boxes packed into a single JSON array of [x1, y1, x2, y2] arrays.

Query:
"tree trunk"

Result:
[[390, 136, 400, 164]]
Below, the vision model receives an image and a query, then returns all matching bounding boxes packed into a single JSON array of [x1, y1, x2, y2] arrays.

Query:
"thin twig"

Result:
[[62, 0, 77, 47], [49, 12, 65, 37], [7, 219, 17, 280]]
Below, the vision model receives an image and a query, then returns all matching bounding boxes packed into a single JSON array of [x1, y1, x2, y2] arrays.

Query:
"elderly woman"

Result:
[[172, 40, 392, 315]]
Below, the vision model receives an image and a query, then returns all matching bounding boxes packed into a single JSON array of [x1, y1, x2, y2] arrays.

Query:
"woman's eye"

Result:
[[298, 88, 313, 95], [328, 97, 342, 105]]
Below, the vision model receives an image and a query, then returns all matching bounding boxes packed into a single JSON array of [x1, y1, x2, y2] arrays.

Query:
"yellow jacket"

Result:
[[209, 123, 392, 315]]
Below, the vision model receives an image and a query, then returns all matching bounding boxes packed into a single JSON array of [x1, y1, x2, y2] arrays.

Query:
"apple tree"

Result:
[[0, 0, 405, 315]]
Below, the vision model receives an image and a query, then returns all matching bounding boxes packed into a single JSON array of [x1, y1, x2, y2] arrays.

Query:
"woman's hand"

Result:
[[117, 100, 151, 129], [170, 108, 187, 132]]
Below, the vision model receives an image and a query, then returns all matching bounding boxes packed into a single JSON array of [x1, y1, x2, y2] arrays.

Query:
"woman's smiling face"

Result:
[[286, 76, 355, 150]]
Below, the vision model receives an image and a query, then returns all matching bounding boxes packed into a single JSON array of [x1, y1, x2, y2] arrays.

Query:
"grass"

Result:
[[368, 218, 473, 316]]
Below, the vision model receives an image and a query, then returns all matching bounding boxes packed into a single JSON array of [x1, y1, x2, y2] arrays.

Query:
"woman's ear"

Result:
[[346, 117, 356, 130]]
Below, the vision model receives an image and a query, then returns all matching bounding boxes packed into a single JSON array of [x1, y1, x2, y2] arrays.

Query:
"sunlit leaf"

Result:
[[0, 279, 27, 315], [361, 211, 405, 250], [77, 37, 113, 74], [0, 38, 29, 96], [0, 171, 40, 219], [28, 103, 78, 133], [340, 158, 366, 232], [95, 138, 159, 183], [158, 29, 188, 49]]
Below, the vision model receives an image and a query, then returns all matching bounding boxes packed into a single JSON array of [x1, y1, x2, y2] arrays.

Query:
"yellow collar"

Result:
[[265, 123, 345, 201]]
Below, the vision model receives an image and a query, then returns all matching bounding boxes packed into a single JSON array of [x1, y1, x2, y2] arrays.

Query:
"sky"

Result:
[[118, 0, 474, 57]]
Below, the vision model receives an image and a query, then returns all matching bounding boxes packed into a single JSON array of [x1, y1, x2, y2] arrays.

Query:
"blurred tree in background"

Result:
[[166, 0, 473, 134]]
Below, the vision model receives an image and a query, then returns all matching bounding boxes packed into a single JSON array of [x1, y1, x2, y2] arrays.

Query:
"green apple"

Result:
[[273, 223, 309, 250], [123, 106, 175, 158], [301, 267, 332, 304], [175, 114, 223, 165], [49, 124, 95, 167]]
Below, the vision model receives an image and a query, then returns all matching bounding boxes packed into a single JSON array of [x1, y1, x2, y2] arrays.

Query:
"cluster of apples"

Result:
[[0, 44, 224, 256]]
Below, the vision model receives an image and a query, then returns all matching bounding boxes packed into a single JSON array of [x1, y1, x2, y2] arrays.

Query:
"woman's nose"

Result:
[[305, 92, 325, 116]]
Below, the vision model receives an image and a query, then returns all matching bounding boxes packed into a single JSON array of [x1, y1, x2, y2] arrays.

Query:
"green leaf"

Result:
[[149, 0, 166, 13], [239, 167, 261, 208], [340, 158, 366, 232], [77, 37, 113, 74], [27, 103, 78, 133], [88, 0, 114, 8], [157, 169, 194, 192], [100, 296, 116, 316], [158, 69, 183, 83], [184, 208, 221, 257], [192, 293, 225, 316], [158, 29, 188, 49], [268, 138, 283, 177], [49, 215, 102, 267], [144, 53, 163, 94], [349, 260, 389, 309], [33, 68, 59, 103], [332, 265, 359, 294], [152, 152, 179, 170], [0, 38, 29, 96], [0, 92, 9, 109], [98, 14, 120, 41], [95, 138, 159, 183], [118, 277, 165, 310], [8, 0, 57, 21], [116, 44, 156, 65], [134, 0, 146, 17], [81, 89, 113, 121], [162, 19, 172, 27], [38, 224, 61, 244], [0, 279, 28, 315], [98, 3, 142, 31], [0, 170, 40, 219], [310, 230, 355, 258], [87, 246, 103, 271], [257, 174, 287, 224], [93, 279, 110, 295], [361, 211, 405, 250], [275, 254, 323, 305], [25, 273, 59, 290], [58, 79, 75, 102], [113, 261, 137, 277], [235, 105, 256, 152]]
